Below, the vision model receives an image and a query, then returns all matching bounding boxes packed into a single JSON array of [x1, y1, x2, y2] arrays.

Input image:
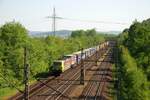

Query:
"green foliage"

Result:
[[0, 22, 28, 47], [118, 18, 150, 99], [119, 46, 149, 100], [71, 29, 105, 48], [71, 30, 85, 37], [0, 22, 28, 86], [118, 18, 150, 81], [71, 29, 97, 38], [28, 38, 49, 76], [118, 28, 129, 45]]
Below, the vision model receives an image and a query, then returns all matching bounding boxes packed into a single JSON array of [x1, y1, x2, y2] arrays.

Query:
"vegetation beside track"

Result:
[[118, 18, 150, 99], [118, 46, 149, 100], [109, 64, 117, 100]]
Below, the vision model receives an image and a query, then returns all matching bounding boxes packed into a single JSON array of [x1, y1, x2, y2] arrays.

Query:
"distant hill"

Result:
[[98, 31, 121, 34], [29, 30, 72, 38], [29, 30, 120, 38]]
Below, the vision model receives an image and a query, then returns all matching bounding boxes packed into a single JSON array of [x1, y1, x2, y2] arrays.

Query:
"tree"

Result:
[[71, 30, 85, 37], [119, 18, 150, 79], [0, 22, 28, 80], [86, 29, 96, 36], [119, 46, 148, 100]]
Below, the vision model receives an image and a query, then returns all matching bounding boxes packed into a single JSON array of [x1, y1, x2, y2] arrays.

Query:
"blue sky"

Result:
[[0, 0, 150, 31]]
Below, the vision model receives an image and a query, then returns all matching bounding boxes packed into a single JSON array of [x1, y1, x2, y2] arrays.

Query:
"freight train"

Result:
[[50, 41, 109, 76]]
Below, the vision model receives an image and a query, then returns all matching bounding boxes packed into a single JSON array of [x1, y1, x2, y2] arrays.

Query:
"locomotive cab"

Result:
[[51, 60, 64, 76]]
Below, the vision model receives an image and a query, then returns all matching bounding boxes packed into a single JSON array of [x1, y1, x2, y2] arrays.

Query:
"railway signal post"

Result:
[[96, 48, 98, 66], [80, 48, 85, 85], [24, 47, 29, 100]]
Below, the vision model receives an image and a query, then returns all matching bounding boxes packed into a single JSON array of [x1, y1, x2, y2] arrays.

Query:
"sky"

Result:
[[0, 0, 150, 32]]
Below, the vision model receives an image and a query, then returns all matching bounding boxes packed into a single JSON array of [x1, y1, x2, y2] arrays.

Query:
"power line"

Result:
[[46, 8, 129, 33], [46, 16, 129, 25], [56, 17, 129, 25]]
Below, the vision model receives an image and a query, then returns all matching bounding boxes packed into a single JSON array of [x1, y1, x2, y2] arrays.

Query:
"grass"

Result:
[[0, 79, 36, 100], [108, 64, 117, 100], [0, 87, 22, 100]]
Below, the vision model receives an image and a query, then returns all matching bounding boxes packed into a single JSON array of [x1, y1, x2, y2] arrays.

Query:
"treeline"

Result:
[[0, 22, 105, 97], [118, 18, 150, 99], [118, 18, 150, 80]]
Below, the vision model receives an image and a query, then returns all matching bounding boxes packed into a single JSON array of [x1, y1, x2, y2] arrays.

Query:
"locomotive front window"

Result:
[[53, 62, 62, 68]]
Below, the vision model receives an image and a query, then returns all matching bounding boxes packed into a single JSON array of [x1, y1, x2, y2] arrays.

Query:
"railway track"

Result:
[[10, 45, 109, 100], [79, 45, 115, 100], [29, 48, 108, 100], [95, 49, 113, 100], [51, 48, 111, 100]]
